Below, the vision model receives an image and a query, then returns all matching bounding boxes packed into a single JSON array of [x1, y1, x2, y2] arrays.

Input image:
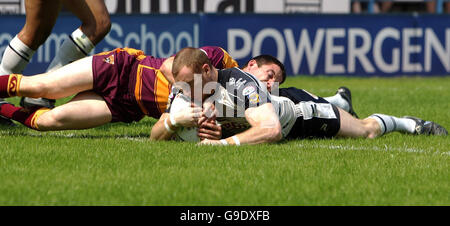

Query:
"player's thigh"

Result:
[[20, 56, 94, 99], [19, 0, 63, 49], [335, 108, 369, 138], [62, 0, 111, 44], [37, 91, 112, 130]]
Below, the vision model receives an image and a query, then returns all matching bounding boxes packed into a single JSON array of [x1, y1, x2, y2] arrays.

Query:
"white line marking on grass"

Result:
[[117, 136, 147, 142], [0, 131, 148, 142], [298, 143, 447, 155]]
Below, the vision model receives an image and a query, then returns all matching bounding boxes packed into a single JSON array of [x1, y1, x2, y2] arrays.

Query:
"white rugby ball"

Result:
[[169, 93, 200, 142]]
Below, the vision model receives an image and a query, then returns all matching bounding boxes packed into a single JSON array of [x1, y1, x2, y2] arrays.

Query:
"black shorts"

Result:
[[280, 87, 341, 139]]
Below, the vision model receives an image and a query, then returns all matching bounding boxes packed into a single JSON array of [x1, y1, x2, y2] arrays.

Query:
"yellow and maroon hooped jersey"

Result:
[[92, 47, 238, 122], [197, 46, 239, 70]]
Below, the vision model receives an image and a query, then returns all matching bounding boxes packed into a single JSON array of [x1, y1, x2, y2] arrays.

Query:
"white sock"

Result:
[[0, 35, 35, 74], [369, 114, 416, 135], [46, 28, 95, 72], [324, 93, 350, 112]]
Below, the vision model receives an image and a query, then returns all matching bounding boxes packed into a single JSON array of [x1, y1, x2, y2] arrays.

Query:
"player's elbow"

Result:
[[149, 132, 165, 141], [149, 129, 164, 141], [270, 125, 283, 142], [149, 132, 157, 141], [263, 123, 282, 143], [149, 124, 163, 141]]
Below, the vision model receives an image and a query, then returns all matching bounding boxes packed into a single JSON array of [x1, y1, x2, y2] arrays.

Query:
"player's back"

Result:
[[134, 55, 170, 118], [98, 48, 170, 118], [136, 46, 238, 119]]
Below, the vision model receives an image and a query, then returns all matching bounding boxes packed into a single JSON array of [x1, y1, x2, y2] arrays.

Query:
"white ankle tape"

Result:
[[70, 28, 95, 55]]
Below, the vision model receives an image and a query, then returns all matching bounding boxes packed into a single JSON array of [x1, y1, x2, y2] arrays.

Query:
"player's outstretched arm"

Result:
[[150, 106, 203, 140], [150, 113, 176, 141], [201, 103, 282, 145]]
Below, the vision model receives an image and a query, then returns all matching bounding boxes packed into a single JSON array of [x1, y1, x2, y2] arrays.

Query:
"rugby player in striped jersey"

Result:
[[0, 46, 237, 131]]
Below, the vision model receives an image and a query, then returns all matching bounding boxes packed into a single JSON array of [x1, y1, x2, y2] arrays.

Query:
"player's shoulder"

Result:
[[198, 46, 223, 55], [141, 56, 165, 68], [198, 46, 226, 68], [218, 67, 261, 87]]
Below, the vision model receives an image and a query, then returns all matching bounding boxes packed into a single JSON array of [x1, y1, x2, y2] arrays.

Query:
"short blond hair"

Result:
[[172, 47, 211, 79]]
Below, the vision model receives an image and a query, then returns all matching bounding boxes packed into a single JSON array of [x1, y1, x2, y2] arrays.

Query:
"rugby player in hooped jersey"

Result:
[[0, 46, 238, 131], [151, 47, 447, 146]]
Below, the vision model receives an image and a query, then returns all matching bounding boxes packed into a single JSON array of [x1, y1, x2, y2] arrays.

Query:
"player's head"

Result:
[[241, 55, 286, 92], [172, 47, 216, 101]]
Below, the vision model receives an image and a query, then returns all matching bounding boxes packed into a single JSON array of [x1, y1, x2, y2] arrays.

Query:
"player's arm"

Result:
[[150, 106, 203, 140], [150, 113, 175, 140], [230, 103, 282, 145], [201, 103, 282, 145], [197, 118, 222, 140], [197, 100, 222, 140]]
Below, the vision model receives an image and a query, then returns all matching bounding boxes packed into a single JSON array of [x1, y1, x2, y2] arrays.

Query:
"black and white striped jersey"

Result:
[[207, 67, 272, 138]]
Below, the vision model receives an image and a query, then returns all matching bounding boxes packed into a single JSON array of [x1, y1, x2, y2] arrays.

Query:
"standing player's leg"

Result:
[[64, 0, 111, 46], [0, 91, 111, 130], [0, 0, 62, 74], [45, 0, 111, 72]]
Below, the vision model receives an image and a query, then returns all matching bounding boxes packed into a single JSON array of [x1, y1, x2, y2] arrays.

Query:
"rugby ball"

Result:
[[169, 93, 200, 142]]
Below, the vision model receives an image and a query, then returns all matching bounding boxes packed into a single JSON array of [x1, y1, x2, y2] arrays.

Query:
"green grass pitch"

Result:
[[0, 76, 448, 205]]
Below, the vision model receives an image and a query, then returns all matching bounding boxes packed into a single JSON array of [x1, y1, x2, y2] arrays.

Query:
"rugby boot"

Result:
[[20, 97, 55, 109], [0, 100, 15, 126], [403, 116, 448, 136], [336, 86, 359, 118]]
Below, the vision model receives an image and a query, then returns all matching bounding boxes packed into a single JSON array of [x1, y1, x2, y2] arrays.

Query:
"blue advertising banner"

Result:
[[0, 15, 200, 74], [202, 14, 450, 76], [0, 14, 449, 76]]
